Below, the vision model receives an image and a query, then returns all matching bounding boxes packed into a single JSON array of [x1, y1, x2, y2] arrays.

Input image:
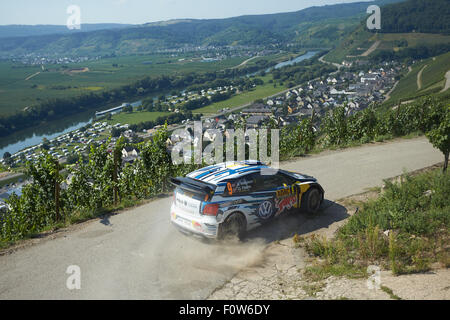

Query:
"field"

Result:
[[420, 51, 450, 90], [0, 53, 247, 116], [386, 51, 450, 104], [193, 75, 281, 114], [387, 60, 428, 103], [324, 27, 450, 63], [102, 75, 281, 122], [106, 111, 171, 126], [375, 33, 450, 51]]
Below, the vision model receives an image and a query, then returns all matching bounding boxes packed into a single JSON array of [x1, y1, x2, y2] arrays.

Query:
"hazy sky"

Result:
[[0, 0, 372, 25]]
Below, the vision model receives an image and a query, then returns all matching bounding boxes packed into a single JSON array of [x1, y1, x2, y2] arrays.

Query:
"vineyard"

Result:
[[0, 95, 448, 244]]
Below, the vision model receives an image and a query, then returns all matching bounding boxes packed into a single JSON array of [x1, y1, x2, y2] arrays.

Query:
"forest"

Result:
[[377, 0, 450, 34]]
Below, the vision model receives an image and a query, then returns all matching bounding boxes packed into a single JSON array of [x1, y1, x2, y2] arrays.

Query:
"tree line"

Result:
[[376, 0, 450, 35]]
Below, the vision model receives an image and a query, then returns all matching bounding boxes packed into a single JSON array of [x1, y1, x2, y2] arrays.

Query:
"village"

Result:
[[0, 59, 401, 208]]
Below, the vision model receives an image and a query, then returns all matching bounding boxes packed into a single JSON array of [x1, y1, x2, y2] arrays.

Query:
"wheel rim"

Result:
[[309, 190, 321, 211], [225, 215, 241, 236]]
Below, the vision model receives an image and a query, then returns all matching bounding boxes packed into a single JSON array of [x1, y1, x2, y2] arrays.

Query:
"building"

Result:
[[242, 103, 273, 116]]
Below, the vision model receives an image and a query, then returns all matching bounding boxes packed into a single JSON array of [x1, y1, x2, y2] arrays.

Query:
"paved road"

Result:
[[318, 55, 342, 70], [0, 137, 442, 299]]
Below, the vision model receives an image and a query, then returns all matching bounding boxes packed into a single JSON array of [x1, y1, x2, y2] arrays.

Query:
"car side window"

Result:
[[225, 175, 256, 196], [253, 173, 291, 192], [279, 173, 297, 185]]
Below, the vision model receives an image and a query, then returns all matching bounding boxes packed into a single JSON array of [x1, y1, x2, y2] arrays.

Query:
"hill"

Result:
[[324, 0, 450, 63], [0, 24, 133, 39], [0, 0, 401, 57], [385, 51, 450, 104], [377, 0, 450, 34]]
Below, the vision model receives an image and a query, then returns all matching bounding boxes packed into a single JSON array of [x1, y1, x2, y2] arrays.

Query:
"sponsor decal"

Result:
[[192, 221, 202, 231], [275, 195, 297, 215], [276, 188, 292, 197], [227, 177, 253, 195]]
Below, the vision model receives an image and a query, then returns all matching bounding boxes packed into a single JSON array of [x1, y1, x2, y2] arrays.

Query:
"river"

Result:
[[270, 50, 318, 70], [0, 51, 319, 157]]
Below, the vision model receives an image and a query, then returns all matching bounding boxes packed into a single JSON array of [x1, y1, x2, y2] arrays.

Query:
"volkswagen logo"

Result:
[[258, 200, 274, 220]]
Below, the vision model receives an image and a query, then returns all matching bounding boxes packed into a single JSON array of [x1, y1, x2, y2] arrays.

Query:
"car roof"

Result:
[[186, 161, 269, 185]]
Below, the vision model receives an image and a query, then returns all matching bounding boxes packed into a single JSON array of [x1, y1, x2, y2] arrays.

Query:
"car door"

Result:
[[251, 173, 296, 222]]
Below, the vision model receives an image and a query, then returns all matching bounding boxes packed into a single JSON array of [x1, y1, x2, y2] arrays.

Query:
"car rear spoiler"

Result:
[[170, 177, 216, 197]]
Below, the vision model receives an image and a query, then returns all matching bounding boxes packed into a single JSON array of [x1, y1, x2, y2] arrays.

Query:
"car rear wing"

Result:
[[170, 177, 216, 198]]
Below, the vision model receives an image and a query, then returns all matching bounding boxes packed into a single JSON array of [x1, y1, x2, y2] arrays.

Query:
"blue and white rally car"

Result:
[[170, 161, 324, 239]]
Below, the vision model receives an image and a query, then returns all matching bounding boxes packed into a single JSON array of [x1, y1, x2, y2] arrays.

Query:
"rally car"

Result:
[[170, 161, 324, 239]]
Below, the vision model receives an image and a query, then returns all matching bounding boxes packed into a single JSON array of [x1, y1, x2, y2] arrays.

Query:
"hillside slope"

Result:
[[377, 0, 450, 34], [324, 0, 450, 63], [386, 51, 450, 103], [0, 24, 133, 39], [0, 0, 401, 57]]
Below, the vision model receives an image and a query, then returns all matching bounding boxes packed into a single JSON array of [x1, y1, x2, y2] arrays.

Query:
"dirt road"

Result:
[[0, 137, 443, 299], [440, 70, 450, 93], [361, 40, 381, 57], [232, 56, 258, 69], [417, 65, 428, 90]]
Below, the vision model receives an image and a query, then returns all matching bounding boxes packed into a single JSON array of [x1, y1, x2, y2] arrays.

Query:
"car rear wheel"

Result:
[[301, 188, 322, 215], [219, 213, 246, 241]]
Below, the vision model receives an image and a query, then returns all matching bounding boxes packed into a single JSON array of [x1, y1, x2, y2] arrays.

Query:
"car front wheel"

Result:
[[301, 188, 322, 215]]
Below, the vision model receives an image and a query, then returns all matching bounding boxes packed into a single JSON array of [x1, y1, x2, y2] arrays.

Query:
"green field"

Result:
[[324, 27, 450, 63], [388, 60, 428, 103], [375, 33, 450, 51], [101, 74, 282, 123], [193, 75, 281, 114], [0, 54, 247, 116], [387, 51, 450, 104], [420, 51, 450, 90], [106, 111, 171, 126]]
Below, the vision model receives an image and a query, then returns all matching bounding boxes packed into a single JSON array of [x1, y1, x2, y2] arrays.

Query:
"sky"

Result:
[[0, 0, 372, 25]]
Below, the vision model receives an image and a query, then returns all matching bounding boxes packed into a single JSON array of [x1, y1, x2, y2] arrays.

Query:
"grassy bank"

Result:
[[0, 173, 25, 188], [298, 168, 449, 281]]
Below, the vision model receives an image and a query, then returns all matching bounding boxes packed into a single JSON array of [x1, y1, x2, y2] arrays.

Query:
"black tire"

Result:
[[218, 213, 246, 241], [300, 188, 322, 215]]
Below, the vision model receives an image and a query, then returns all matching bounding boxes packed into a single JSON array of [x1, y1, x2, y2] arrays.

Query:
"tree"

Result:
[[122, 105, 133, 113], [3, 152, 12, 166], [323, 105, 348, 145], [426, 111, 450, 172], [111, 127, 123, 138], [298, 118, 316, 153], [42, 138, 50, 151], [66, 154, 79, 165]]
